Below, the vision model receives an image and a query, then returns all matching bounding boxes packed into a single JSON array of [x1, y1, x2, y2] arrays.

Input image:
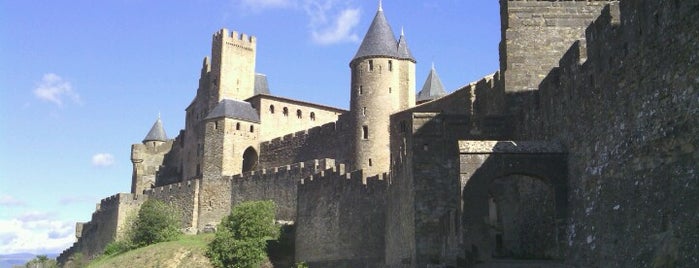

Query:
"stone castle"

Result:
[[58, 0, 698, 267]]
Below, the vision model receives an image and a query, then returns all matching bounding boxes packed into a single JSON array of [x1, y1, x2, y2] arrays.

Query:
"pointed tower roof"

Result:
[[397, 28, 415, 62], [352, 4, 401, 63], [143, 116, 168, 143], [205, 99, 260, 123], [417, 64, 448, 103]]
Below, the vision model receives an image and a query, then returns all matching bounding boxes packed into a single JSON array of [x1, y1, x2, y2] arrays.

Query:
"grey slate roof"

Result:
[[397, 33, 415, 61], [205, 99, 260, 123], [254, 73, 270, 95], [417, 65, 448, 102], [143, 117, 168, 143], [352, 9, 402, 62]]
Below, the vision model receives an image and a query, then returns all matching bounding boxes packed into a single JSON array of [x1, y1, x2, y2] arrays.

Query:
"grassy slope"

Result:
[[87, 234, 215, 268]]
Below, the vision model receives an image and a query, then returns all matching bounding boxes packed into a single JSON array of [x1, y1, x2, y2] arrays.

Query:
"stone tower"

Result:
[[131, 117, 172, 194], [349, 2, 416, 177], [209, 29, 257, 108]]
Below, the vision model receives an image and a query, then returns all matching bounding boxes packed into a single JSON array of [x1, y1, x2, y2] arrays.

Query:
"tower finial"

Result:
[[401, 26, 404, 36], [378, 0, 383, 11], [432, 62, 435, 70]]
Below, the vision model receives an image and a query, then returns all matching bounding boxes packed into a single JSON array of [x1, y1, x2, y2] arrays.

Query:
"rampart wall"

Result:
[[57, 193, 147, 266], [145, 179, 200, 231], [511, 1, 698, 266], [230, 158, 336, 222], [259, 117, 351, 168], [296, 167, 387, 267]]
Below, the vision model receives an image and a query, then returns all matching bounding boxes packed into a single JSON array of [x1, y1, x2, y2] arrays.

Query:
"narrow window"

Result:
[[297, 109, 302, 119], [283, 107, 289, 116], [358, 86, 363, 95], [389, 87, 392, 94], [362, 125, 369, 139], [196, 164, 201, 176], [236, 122, 241, 130], [368, 60, 374, 71], [362, 107, 367, 116], [400, 120, 407, 133], [269, 105, 275, 114], [310, 112, 316, 121], [250, 125, 254, 133], [369, 158, 373, 166], [388, 60, 393, 71], [214, 121, 220, 129]]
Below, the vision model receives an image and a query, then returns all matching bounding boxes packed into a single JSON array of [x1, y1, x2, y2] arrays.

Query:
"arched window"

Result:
[[362, 125, 369, 139], [297, 109, 302, 119], [310, 112, 316, 121], [269, 105, 275, 114], [236, 122, 241, 130], [242, 147, 258, 172], [283, 107, 289, 116], [250, 125, 254, 133]]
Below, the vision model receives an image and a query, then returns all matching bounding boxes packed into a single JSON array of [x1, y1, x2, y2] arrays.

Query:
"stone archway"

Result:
[[242, 146, 258, 172], [459, 141, 567, 263]]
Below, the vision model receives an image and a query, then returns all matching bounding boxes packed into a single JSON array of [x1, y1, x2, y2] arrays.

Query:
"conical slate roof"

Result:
[[417, 65, 447, 103], [397, 31, 415, 61], [143, 117, 168, 143], [352, 7, 401, 62]]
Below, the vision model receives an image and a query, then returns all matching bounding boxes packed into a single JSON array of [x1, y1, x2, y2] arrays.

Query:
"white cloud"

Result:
[[0, 213, 75, 254], [33, 73, 81, 106], [91, 153, 115, 167], [310, 7, 360, 45], [0, 195, 26, 207], [240, 0, 294, 10], [237, 0, 361, 45]]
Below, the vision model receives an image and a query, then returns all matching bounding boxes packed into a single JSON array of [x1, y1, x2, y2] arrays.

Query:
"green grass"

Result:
[[86, 233, 215, 268]]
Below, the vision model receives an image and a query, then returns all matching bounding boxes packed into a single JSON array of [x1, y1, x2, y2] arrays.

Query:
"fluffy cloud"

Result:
[[91, 153, 115, 167], [33, 73, 81, 106], [238, 0, 361, 45], [0, 212, 75, 254], [0, 195, 26, 207], [310, 7, 360, 45]]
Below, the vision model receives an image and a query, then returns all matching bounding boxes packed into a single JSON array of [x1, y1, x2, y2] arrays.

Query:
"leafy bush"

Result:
[[25, 255, 57, 268], [131, 199, 181, 247], [206, 200, 279, 268]]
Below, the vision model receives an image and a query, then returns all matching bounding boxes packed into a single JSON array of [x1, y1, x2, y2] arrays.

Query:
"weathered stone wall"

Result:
[[145, 179, 200, 230], [210, 29, 257, 105], [247, 95, 346, 142], [230, 159, 335, 222], [131, 140, 174, 194], [259, 117, 351, 168], [57, 193, 147, 265], [296, 168, 387, 267], [512, 1, 698, 266], [500, 0, 614, 92]]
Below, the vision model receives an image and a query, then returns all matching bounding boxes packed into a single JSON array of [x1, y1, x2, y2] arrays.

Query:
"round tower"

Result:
[[349, 3, 415, 177]]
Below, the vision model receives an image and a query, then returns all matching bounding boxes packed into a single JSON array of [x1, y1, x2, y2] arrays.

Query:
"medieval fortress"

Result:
[[59, 0, 697, 267]]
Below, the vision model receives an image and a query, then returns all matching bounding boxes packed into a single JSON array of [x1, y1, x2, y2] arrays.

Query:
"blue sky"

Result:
[[0, 0, 500, 254]]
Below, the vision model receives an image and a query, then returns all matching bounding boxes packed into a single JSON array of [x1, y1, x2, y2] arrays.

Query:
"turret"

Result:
[[416, 64, 447, 104], [349, 2, 416, 177], [142, 116, 168, 145]]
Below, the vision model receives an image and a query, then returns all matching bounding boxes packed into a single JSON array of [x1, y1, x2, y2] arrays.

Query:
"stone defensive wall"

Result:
[[57, 193, 147, 266], [230, 158, 336, 221], [144, 179, 200, 230], [296, 166, 388, 267], [512, 1, 697, 266], [259, 117, 351, 168]]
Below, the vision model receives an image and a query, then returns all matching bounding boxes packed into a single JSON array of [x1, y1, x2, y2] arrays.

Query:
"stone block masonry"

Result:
[[296, 166, 388, 267], [513, 1, 699, 266]]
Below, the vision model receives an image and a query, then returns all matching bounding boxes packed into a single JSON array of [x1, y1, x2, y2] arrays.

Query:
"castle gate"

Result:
[[459, 141, 567, 262], [242, 146, 258, 172]]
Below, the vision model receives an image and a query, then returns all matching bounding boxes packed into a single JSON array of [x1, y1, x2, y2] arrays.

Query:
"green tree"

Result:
[[206, 200, 279, 268], [131, 199, 181, 247], [25, 255, 57, 268]]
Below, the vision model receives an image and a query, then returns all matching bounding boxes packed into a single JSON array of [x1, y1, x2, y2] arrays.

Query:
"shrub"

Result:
[[103, 239, 134, 256], [131, 199, 181, 247], [206, 200, 279, 268]]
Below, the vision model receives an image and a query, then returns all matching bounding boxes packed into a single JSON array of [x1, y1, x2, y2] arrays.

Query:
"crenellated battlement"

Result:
[[98, 193, 146, 211], [299, 165, 389, 193], [145, 179, 200, 195], [213, 28, 256, 46], [229, 158, 336, 182], [261, 121, 346, 148]]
